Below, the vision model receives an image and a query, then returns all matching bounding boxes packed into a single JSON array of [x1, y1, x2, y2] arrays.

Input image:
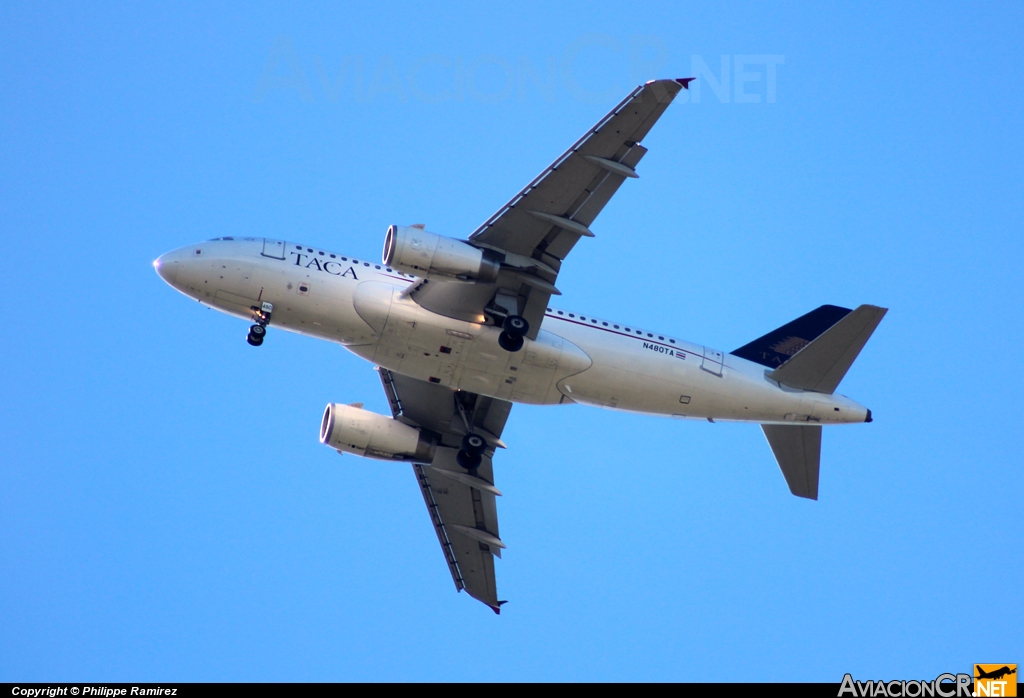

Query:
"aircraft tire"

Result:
[[502, 315, 529, 337], [462, 433, 486, 455], [456, 450, 482, 471], [498, 332, 524, 352], [247, 325, 265, 346]]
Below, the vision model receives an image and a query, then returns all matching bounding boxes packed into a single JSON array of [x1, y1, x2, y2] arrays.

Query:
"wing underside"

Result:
[[379, 367, 511, 612], [410, 78, 691, 338]]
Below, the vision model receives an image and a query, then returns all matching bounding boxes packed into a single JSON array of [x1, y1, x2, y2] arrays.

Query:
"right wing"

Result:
[[410, 78, 692, 338], [378, 367, 512, 613]]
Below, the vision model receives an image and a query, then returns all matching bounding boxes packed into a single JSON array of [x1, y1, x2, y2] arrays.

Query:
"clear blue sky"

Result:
[[2, 1, 1021, 682]]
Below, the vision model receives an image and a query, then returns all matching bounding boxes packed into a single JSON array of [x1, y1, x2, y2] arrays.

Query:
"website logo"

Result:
[[974, 665, 1017, 697]]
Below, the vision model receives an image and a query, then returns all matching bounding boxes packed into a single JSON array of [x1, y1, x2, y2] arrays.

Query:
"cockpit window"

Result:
[[208, 237, 234, 241]]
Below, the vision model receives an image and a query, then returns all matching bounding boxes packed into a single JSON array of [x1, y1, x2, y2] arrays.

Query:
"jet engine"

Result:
[[319, 403, 435, 462], [383, 225, 500, 283]]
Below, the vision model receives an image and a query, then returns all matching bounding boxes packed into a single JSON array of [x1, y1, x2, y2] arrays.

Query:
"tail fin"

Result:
[[762, 425, 821, 499], [768, 305, 887, 394]]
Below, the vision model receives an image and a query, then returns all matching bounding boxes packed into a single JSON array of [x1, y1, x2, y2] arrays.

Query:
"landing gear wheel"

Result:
[[462, 433, 486, 456], [456, 450, 482, 471], [498, 332, 524, 352], [247, 324, 266, 346], [502, 315, 529, 337], [499, 315, 528, 352]]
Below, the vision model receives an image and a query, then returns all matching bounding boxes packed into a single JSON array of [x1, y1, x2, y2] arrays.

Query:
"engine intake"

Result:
[[383, 225, 500, 283], [320, 403, 435, 462]]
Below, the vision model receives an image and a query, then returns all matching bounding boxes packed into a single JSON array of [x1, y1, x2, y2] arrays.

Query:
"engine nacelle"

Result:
[[383, 225, 500, 283], [320, 403, 435, 461]]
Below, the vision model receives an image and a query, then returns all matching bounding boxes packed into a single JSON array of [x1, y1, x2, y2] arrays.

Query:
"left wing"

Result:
[[378, 367, 511, 613], [410, 78, 692, 338]]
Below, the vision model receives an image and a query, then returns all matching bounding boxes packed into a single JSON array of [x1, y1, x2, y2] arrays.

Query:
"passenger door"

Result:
[[701, 347, 724, 377], [261, 238, 286, 260]]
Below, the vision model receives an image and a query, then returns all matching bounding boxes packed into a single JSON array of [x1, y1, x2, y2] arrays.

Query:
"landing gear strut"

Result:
[[247, 301, 273, 347], [457, 432, 486, 471], [498, 315, 529, 352]]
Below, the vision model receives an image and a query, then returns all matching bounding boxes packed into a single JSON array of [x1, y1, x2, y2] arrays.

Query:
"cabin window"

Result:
[[614, 325, 619, 329], [558, 311, 564, 315], [375, 265, 380, 269], [602, 322, 608, 326], [670, 339, 676, 344]]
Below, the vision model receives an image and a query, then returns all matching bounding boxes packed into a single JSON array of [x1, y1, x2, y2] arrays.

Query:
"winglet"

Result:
[[677, 77, 696, 89], [490, 600, 508, 615]]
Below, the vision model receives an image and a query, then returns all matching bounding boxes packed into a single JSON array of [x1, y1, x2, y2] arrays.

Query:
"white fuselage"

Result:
[[155, 237, 869, 425]]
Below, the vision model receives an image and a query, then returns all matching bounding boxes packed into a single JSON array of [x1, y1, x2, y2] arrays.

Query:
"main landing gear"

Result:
[[246, 301, 273, 347], [456, 432, 486, 471], [497, 315, 529, 352]]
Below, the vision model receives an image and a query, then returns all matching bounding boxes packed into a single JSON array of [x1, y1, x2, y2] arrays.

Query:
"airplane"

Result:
[[976, 666, 1017, 681], [154, 78, 887, 613]]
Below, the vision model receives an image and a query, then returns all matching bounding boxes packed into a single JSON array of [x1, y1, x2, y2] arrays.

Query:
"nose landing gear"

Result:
[[498, 315, 529, 352], [246, 324, 266, 346], [246, 301, 273, 347]]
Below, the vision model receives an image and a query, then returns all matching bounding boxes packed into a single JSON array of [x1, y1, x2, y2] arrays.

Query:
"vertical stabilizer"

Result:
[[762, 424, 822, 500]]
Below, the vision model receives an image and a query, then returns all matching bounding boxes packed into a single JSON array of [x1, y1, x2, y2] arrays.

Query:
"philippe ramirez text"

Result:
[[11, 690, 178, 697]]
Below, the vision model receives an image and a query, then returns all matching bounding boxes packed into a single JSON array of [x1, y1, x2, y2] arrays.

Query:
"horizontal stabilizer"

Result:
[[762, 424, 822, 500], [768, 305, 887, 394], [731, 305, 852, 369]]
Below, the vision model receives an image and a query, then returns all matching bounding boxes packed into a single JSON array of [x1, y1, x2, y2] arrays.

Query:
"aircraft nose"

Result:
[[153, 252, 179, 285]]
